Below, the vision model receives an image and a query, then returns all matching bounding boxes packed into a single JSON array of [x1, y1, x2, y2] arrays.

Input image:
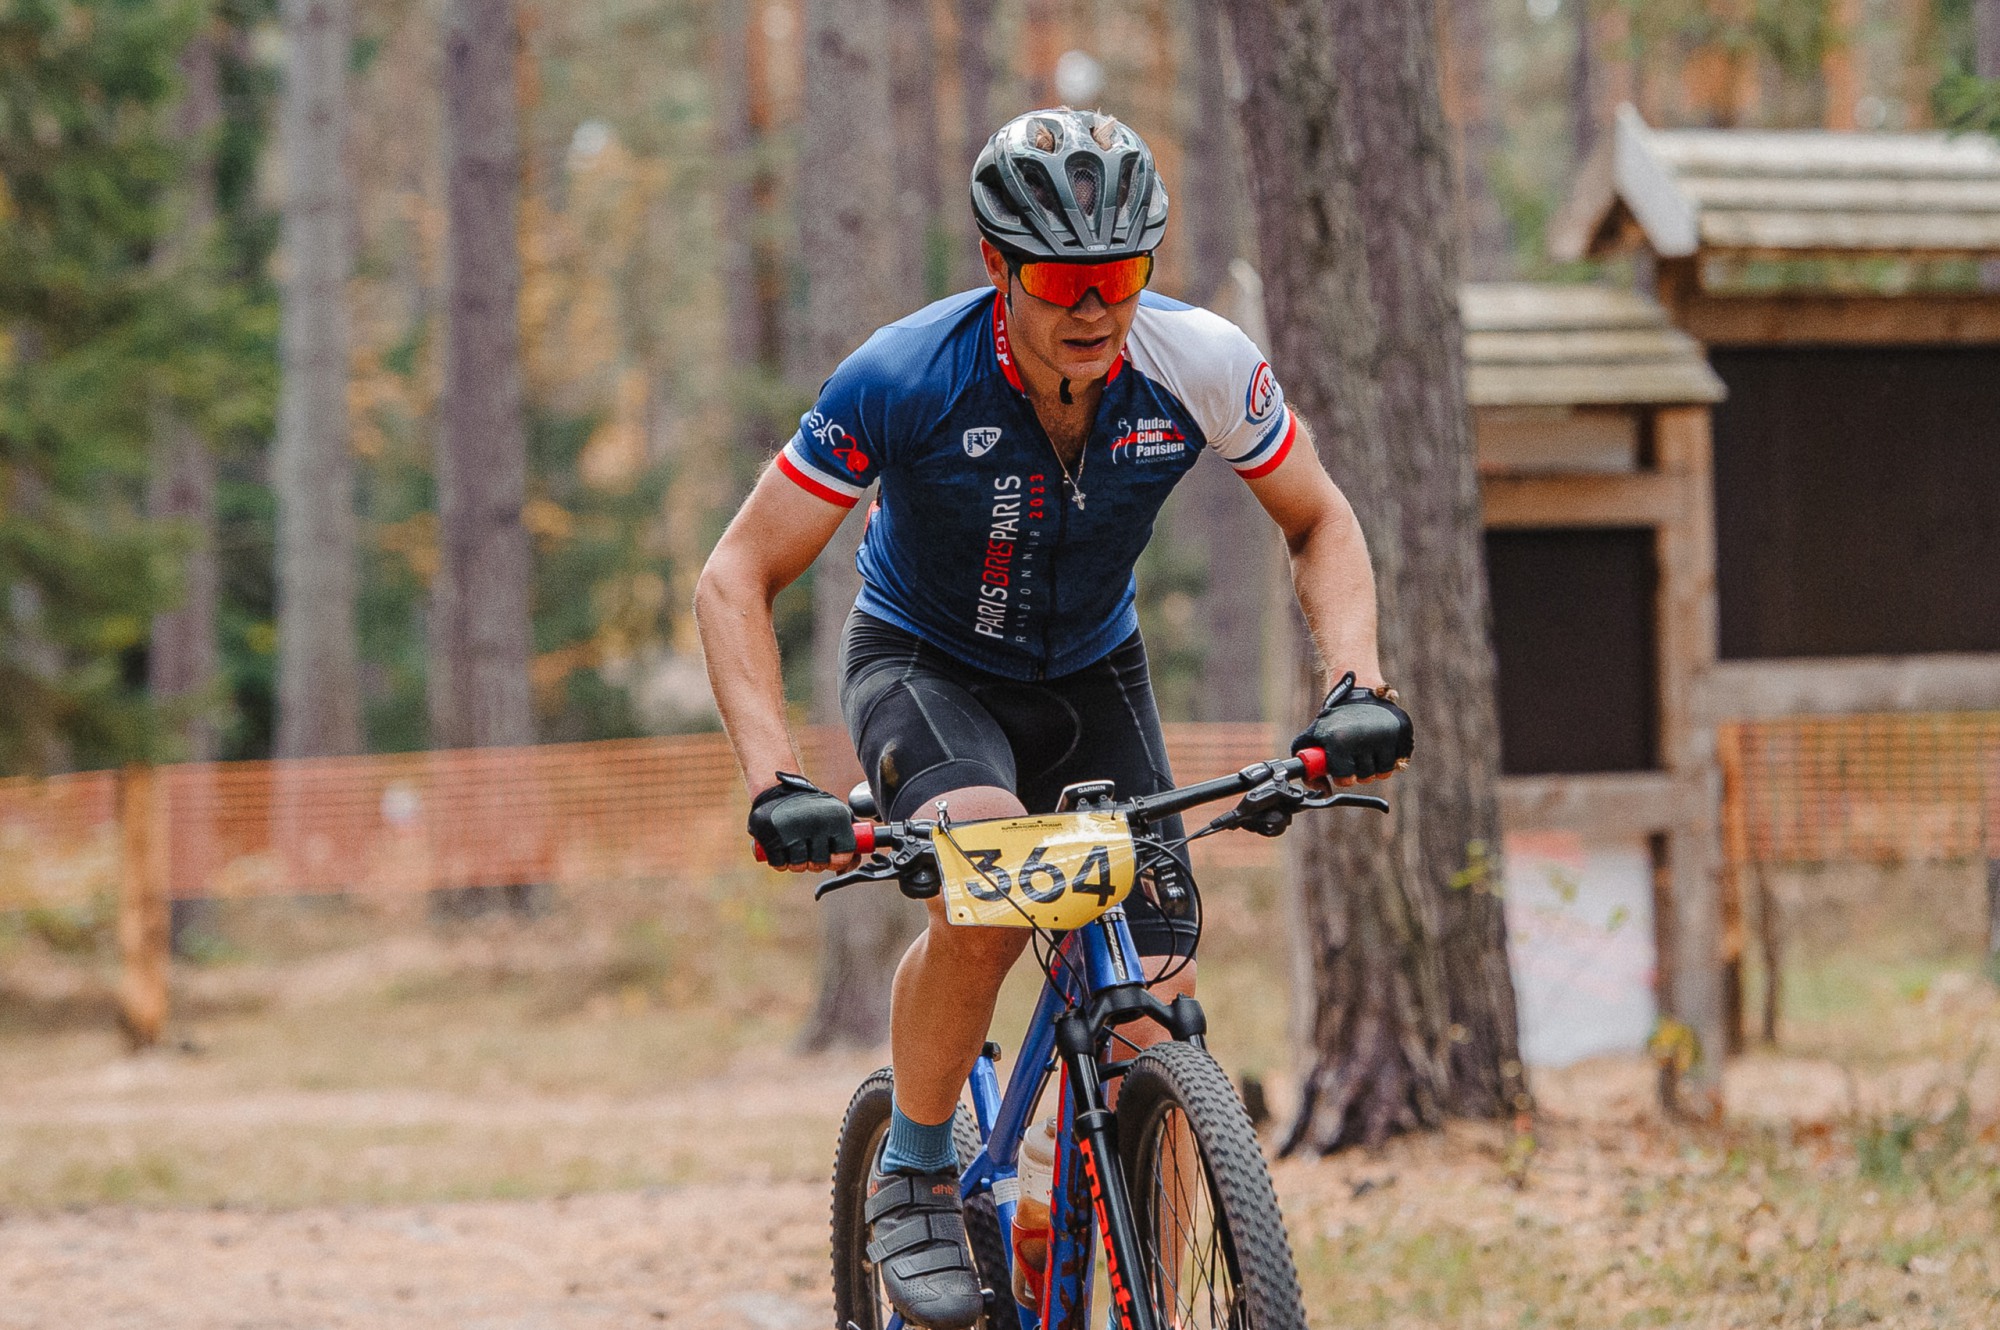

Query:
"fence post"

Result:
[[118, 764, 171, 1049], [1987, 747, 1999, 976], [1716, 723, 1750, 1055]]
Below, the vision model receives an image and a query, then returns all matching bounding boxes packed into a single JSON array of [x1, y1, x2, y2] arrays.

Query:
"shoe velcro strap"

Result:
[[876, 1243, 971, 1279], [864, 1174, 960, 1223], [865, 1211, 965, 1263]]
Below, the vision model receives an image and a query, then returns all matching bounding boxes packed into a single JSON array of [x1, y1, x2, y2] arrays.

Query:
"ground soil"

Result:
[[4, 898, 1997, 1328]]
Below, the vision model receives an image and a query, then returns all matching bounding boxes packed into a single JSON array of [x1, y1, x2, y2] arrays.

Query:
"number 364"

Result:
[[956, 844, 1118, 906]]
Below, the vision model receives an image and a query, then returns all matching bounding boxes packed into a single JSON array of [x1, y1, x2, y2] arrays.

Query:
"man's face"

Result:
[[981, 240, 1143, 386]]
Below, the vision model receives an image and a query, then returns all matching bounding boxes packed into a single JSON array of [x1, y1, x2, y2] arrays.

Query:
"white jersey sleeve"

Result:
[[1121, 300, 1296, 477]]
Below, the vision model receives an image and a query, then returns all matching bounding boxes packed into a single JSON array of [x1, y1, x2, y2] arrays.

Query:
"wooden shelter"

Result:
[[1461, 281, 1727, 1074], [1546, 110, 2000, 1064]]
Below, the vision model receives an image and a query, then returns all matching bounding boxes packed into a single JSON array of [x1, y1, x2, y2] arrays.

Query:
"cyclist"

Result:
[[696, 108, 1411, 1329]]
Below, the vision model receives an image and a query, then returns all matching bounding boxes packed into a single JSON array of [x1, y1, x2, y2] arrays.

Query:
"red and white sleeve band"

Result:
[[776, 439, 866, 508], [1230, 408, 1296, 479]]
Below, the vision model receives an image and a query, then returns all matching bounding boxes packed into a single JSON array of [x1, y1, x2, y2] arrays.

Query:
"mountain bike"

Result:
[[796, 745, 1387, 1330]]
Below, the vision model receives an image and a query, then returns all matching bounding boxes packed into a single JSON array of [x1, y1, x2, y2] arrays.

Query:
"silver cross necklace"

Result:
[[1053, 445, 1088, 511], [1050, 377, 1088, 510]]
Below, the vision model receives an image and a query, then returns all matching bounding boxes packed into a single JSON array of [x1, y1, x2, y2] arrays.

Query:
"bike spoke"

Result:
[[1139, 1106, 1240, 1330]]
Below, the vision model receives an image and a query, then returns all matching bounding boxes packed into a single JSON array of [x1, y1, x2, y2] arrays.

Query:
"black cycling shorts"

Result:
[[839, 610, 1196, 959]]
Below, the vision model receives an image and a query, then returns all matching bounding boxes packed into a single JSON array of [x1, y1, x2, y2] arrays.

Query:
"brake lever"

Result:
[[1298, 789, 1390, 813], [1201, 778, 1391, 840], [813, 855, 901, 900]]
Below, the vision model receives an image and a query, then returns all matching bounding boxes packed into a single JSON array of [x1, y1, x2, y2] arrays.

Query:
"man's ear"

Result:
[[979, 238, 1009, 292]]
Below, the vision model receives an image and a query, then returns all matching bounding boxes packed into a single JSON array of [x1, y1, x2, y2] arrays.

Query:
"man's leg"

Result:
[[865, 784, 1025, 1330], [885, 783, 1031, 1130]]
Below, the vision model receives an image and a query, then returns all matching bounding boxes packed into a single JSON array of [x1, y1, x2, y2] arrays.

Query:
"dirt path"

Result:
[[0, 1049, 874, 1329], [7, 1050, 1999, 1330], [6, 949, 1996, 1329], [0, 1184, 830, 1330]]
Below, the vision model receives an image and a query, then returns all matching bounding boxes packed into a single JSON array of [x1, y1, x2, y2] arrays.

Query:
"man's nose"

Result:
[[1069, 289, 1111, 317]]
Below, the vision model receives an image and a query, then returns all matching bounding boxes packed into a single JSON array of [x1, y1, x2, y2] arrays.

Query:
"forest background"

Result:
[[3, 0, 1998, 780]]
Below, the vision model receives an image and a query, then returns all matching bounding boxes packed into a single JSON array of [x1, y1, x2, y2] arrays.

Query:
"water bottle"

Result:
[[1010, 1115, 1059, 1309]]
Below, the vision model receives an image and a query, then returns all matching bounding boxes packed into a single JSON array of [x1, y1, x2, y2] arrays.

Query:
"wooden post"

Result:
[[1758, 867, 1782, 1044], [1716, 722, 1750, 1055], [1653, 405, 1725, 1115], [1987, 857, 2000, 968], [1822, 0, 1861, 130], [1986, 748, 1999, 972], [118, 764, 172, 1049]]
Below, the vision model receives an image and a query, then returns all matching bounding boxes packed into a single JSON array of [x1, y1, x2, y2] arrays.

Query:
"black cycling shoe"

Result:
[[865, 1162, 985, 1330]]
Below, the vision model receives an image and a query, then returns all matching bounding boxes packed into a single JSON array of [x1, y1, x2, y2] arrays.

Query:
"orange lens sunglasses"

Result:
[[1014, 253, 1155, 308]]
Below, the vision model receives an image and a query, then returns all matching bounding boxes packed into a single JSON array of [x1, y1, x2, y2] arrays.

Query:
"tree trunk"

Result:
[[889, 0, 944, 307], [798, 0, 920, 1051], [718, 0, 785, 471], [1022, 0, 1060, 107], [274, 0, 363, 760], [1176, 0, 1269, 723], [1231, 0, 1524, 1154], [1978, 0, 2000, 79], [1441, 0, 1512, 280], [433, 0, 533, 752], [152, 28, 222, 765], [956, 0, 998, 289], [1571, 0, 1598, 163], [149, 28, 222, 945], [1180, 0, 1237, 307]]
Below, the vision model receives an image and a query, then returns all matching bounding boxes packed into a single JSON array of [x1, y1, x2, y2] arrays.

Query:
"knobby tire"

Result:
[[1115, 1042, 1309, 1330]]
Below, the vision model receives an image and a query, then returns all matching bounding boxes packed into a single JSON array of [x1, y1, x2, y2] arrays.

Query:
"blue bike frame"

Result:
[[882, 901, 1162, 1330]]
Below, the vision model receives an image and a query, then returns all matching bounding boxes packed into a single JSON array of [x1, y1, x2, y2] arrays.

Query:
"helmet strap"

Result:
[[1059, 378, 1073, 405]]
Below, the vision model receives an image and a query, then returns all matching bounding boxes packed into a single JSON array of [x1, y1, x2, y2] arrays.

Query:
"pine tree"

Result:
[[432, 0, 534, 751], [274, 0, 363, 759], [796, 0, 919, 1052], [0, 0, 267, 776], [1231, 0, 1525, 1151]]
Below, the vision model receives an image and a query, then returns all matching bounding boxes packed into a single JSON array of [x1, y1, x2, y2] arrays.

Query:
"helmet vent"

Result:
[[1020, 160, 1063, 220], [1067, 158, 1101, 215], [1114, 156, 1137, 212], [1030, 118, 1061, 152], [974, 174, 1022, 227]]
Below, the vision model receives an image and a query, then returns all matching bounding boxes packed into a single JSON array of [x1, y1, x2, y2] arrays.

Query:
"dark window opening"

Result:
[[1712, 346, 2000, 659], [1487, 528, 1658, 775]]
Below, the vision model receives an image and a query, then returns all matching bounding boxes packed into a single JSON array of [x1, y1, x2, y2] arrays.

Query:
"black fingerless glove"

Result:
[[1291, 672, 1414, 781], [748, 772, 857, 868]]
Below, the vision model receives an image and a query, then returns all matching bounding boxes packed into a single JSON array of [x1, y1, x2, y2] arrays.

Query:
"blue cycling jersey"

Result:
[[778, 287, 1295, 681]]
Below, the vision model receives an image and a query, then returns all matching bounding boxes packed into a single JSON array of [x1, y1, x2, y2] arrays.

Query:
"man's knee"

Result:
[[923, 899, 1030, 976]]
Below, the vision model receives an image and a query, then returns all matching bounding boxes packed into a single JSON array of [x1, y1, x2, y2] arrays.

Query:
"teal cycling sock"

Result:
[[881, 1100, 959, 1175]]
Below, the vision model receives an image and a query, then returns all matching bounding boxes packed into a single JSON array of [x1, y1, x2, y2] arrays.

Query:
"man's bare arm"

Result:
[[693, 463, 854, 810], [1240, 414, 1387, 694]]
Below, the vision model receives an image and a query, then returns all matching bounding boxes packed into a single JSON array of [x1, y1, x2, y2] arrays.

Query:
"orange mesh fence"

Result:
[[0, 770, 120, 912], [0, 724, 1288, 911], [15, 716, 1989, 910], [1721, 712, 2000, 868]]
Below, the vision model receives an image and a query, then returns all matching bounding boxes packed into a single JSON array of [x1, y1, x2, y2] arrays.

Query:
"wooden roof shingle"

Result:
[[1548, 105, 2000, 261], [1461, 282, 1724, 407]]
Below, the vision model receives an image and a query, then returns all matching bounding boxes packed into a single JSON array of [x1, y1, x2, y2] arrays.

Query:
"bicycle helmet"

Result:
[[970, 108, 1169, 261]]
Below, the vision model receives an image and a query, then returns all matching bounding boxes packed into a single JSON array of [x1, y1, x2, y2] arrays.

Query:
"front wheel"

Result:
[[1116, 1042, 1309, 1330]]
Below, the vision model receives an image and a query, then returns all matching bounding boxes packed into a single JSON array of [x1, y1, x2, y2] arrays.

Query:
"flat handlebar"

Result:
[[751, 747, 1357, 863]]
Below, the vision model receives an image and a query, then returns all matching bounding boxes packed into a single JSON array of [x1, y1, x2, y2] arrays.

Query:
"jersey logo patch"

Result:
[[1246, 361, 1280, 425], [962, 426, 1003, 458], [806, 410, 869, 474], [1110, 417, 1188, 464]]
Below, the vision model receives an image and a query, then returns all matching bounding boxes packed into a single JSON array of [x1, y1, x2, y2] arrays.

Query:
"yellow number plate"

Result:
[[933, 811, 1136, 929]]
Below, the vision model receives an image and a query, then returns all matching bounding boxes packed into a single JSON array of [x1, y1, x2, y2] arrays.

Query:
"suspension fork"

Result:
[[1055, 1009, 1163, 1330]]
